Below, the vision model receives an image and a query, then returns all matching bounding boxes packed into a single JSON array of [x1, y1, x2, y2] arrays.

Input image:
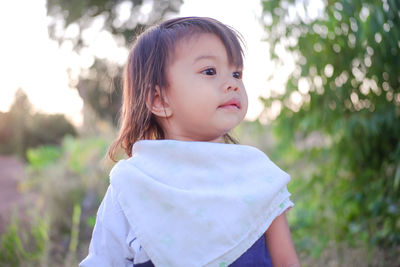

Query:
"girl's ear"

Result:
[[146, 86, 173, 118]]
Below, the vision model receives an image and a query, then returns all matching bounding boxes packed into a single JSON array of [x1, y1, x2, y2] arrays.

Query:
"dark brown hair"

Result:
[[108, 17, 244, 160]]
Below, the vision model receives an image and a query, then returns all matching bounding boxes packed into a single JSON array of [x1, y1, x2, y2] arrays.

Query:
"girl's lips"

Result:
[[218, 98, 241, 109]]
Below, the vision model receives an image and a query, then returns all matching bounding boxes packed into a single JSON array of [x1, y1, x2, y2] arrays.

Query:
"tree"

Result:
[[0, 89, 77, 158], [1, 89, 32, 156], [46, 0, 182, 126], [260, 0, 400, 248]]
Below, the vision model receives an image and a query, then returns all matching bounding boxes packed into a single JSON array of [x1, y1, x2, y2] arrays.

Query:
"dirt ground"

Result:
[[0, 156, 30, 234]]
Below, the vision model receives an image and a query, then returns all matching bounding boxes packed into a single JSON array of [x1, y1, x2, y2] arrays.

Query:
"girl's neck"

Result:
[[163, 133, 224, 143]]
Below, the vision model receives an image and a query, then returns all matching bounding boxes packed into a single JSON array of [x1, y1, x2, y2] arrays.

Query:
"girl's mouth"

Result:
[[218, 98, 241, 110]]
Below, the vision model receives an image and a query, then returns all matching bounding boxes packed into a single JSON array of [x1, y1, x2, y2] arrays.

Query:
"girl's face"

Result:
[[160, 33, 248, 142]]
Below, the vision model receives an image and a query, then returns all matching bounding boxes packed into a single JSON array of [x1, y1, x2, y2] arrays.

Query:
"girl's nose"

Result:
[[225, 84, 239, 92], [223, 77, 239, 92]]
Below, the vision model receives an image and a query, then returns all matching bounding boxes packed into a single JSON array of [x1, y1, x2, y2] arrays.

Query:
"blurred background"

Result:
[[0, 0, 399, 266]]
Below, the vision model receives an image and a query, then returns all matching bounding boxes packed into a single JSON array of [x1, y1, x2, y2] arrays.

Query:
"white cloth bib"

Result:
[[110, 140, 293, 267]]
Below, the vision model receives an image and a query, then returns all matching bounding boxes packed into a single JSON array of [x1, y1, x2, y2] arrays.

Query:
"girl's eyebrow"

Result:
[[193, 55, 217, 63]]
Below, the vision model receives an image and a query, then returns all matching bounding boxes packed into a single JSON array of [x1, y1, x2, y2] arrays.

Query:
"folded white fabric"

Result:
[[110, 140, 293, 267]]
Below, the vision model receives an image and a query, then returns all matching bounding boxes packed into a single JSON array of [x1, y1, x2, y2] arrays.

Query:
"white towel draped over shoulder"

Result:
[[110, 140, 293, 267]]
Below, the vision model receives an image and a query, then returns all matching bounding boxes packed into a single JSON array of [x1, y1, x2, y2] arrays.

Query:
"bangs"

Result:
[[160, 17, 244, 69]]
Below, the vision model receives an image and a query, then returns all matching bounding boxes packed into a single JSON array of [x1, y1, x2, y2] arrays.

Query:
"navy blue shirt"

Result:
[[133, 236, 272, 267]]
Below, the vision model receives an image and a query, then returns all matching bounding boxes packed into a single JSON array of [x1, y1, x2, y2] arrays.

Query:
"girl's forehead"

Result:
[[175, 32, 218, 48], [171, 33, 227, 59], [166, 30, 243, 68]]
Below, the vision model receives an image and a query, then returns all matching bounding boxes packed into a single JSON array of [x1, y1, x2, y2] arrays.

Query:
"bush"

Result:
[[261, 0, 400, 249], [0, 215, 49, 267], [0, 135, 112, 266], [0, 89, 77, 159]]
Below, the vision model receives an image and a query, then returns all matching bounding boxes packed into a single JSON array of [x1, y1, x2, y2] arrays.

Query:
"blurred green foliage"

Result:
[[0, 89, 76, 159], [26, 145, 62, 169], [47, 0, 183, 45], [0, 216, 49, 267], [0, 135, 111, 266], [261, 0, 400, 255]]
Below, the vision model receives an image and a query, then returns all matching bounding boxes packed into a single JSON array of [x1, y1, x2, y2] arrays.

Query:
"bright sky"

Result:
[[0, 0, 84, 124], [0, 0, 293, 126]]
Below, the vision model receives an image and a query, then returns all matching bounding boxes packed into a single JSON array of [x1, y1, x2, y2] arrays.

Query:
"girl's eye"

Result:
[[201, 68, 216, 75], [233, 71, 242, 79]]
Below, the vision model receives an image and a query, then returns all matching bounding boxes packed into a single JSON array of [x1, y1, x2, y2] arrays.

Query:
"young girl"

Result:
[[80, 17, 300, 267]]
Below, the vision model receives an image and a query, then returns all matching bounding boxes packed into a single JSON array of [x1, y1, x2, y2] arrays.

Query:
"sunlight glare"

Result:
[[0, 0, 83, 126]]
